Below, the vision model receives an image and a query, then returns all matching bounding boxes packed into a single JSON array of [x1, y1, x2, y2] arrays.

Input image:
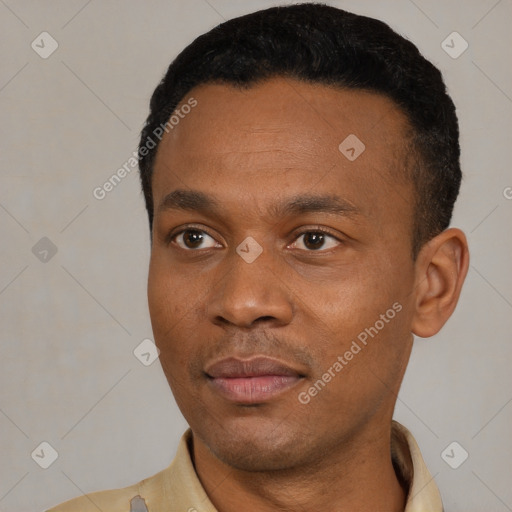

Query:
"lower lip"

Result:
[[208, 375, 301, 403]]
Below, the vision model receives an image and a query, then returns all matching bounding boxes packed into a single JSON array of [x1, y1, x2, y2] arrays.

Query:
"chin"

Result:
[[194, 415, 313, 472], [209, 436, 303, 472]]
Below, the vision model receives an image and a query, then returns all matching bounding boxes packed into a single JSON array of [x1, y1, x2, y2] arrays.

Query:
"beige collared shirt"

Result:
[[47, 421, 443, 512]]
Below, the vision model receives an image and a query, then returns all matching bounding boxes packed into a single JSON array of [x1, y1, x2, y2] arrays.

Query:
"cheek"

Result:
[[147, 256, 192, 360], [300, 258, 412, 366], [147, 253, 213, 380], [148, 253, 198, 326], [303, 273, 392, 332]]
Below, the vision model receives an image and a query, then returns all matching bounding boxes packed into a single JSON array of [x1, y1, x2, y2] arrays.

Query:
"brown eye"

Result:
[[173, 229, 219, 250], [290, 231, 340, 251], [303, 232, 325, 250]]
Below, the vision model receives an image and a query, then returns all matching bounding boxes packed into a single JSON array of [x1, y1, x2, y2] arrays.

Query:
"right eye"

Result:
[[171, 229, 221, 250]]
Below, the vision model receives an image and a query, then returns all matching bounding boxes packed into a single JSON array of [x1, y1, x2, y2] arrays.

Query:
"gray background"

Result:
[[0, 1, 511, 510]]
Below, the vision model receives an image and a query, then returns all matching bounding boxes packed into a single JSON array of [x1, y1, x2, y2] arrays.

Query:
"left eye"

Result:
[[172, 229, 220, 250], [290, 231, 340, 251]]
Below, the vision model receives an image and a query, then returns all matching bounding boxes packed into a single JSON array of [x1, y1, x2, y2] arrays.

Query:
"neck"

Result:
[[192, 422, 407, 512]]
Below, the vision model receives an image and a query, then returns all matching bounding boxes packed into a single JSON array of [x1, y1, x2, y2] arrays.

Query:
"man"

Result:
[[48, 3, 469, 511]]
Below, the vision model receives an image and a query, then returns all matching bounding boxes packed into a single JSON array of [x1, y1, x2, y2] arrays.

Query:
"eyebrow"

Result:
[[158, 189, 220, 214], [157, 189, 360, 219], [275, 194, 359, 218]]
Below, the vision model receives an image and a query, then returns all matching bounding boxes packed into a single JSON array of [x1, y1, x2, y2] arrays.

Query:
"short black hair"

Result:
[[138, 2, 461, 256]]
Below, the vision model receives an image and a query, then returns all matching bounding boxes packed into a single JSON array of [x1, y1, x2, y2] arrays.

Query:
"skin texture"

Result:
[[147, 78, 469, 512]]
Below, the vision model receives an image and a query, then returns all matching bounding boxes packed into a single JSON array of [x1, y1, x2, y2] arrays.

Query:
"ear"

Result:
[[411, 228, 469, 338]]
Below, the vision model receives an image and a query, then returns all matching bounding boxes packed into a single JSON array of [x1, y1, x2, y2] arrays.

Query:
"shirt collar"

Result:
[[391, 421, 443, 511]]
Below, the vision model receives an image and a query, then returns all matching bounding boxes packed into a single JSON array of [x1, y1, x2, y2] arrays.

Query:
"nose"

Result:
[[208, 248, 294, 329]]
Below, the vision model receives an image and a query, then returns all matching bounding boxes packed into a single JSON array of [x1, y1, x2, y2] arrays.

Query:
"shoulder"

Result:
[[46, 487, 136, 511], [46, 465, 171, 512], [46, 430, 209, 512]]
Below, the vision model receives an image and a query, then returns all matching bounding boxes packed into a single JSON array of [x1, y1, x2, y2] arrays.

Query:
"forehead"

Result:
[[152, 78, 413, 221]]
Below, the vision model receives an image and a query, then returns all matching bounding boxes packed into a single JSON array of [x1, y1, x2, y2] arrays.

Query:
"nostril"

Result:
[[256, 316, 276, 323]]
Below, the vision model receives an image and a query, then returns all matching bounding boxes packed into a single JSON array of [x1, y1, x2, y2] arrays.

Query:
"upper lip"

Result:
[[205, 356, 303, 379]]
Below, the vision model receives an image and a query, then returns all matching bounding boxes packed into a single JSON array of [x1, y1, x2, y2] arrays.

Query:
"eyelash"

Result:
[[167, 225, 343, 252]]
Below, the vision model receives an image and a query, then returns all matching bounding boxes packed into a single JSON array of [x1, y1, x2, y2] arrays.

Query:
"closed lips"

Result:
[[204, 356, 304, 404], [205, 356, 303, 378]]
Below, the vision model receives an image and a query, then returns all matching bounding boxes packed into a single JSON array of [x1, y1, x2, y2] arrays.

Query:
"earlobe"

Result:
[[411, 228, 469, 338]]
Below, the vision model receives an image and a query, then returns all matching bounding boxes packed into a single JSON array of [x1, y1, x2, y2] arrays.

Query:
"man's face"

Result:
[[148, 78, 419, 471]]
